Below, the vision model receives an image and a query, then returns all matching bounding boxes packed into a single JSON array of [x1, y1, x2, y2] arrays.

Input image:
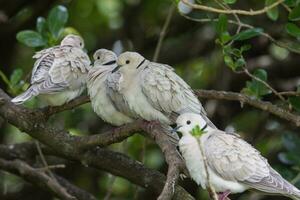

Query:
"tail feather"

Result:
[[11, 87, 38, 104]]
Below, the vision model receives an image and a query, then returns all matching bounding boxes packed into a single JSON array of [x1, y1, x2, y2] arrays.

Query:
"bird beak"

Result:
[[112, 65, 121, 73], [171, 125, 182, 134]]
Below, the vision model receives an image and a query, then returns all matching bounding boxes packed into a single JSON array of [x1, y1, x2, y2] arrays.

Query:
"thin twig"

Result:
[[36, 164, 66, 171], [182, 0, 284, 15], [103, 174, 116, 200], [0, 158, 75, 200], [35, 141, 56, 180], [153, 5, 175, 62], [195, 137, 218, 200], [243, 68, 286, 101], [180, 14, 300, 54]]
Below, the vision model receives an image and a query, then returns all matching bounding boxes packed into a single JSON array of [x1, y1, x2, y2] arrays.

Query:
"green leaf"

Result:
[[36, 17, 47, 35], [232, 28, 263, 41], [286, 23, 300, 38], [47, 5, 68, 39], [10, 69, 23, 86], [190, 125, 206, 137], [289, 4, 300, 21], [265, 0, 279, 21], [289, 96, 300, 112], [16, 30, 46, 47], [223, 0, 236, 4], [224, 55, 235, 70], [242, 69, 271, 99], [220, 32, 231, 43], [216, 14, 228, 35], [284, 0, 297, 7]]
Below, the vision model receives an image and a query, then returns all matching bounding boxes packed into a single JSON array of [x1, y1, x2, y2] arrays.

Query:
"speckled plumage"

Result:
[[176, 113, 300, 200], [87, 49, 133, 126], [106, 51, 215, 127], [11, 34, 90, 106]]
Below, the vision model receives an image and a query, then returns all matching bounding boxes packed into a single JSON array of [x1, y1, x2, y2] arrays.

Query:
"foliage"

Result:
[[2, 0, 300, 199]]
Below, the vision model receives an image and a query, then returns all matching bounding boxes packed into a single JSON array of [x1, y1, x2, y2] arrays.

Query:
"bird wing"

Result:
[[31, 46, 90, 94], [140, 62, 209, 123], [206, 131, 299, 196]]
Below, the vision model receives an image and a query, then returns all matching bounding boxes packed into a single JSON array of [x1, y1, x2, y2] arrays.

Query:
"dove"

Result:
[[11, 34, 91, 106], [106, 51, 215, 128], [87, 49, 134, 126], [174, 113, 300, 200]]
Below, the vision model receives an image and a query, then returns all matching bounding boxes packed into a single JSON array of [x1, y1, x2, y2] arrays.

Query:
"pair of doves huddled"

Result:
[[12, 34, 300, 200]]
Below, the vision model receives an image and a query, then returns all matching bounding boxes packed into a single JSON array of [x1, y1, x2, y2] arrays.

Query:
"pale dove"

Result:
[[87, 49, 134, 126], [11, 34, 91, 106], [106, 51, 215, 128], [174, 113, 300, 200]]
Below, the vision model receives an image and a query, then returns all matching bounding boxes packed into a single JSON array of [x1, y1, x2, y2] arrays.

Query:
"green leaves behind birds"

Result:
[[222, 45, 251, 71], [242, 69, 271, 99], [216, 14, 232, 44], [286, 23, 300, 38], [278, 132, 300, 166], [190, 125, 205, 138], [47, 5, 68, 39], [16, 30, 46, 47], [223, 0, 236, 4], [16, 5, 72, 48], [0, 68, 25, 95], [288, 86, 300, 112], [265, 0, 279, 21], [289, 4, 300, 21], [231, 28, 263, 41]]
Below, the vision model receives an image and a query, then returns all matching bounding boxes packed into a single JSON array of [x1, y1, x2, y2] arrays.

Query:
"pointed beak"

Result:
[[171, 125, 182, 134], [112, 65, 121, 73]]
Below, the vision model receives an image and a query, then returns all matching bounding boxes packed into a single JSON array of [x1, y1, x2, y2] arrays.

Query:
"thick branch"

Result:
[[0, 89, 193, 199]]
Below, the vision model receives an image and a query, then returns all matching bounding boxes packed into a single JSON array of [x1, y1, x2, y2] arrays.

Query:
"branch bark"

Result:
[[0, 88, 194, 200]]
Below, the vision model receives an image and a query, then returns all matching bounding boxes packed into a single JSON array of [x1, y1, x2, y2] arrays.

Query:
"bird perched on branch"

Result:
[[87, 49, 133, 126], [11, 34, 91, 106], [174, 113, 300, 200], [106, 51, 215, 128]]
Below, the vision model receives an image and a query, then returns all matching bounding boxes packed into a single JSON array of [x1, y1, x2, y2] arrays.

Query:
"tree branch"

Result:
[[0, 88, 194, 199], [195, 89, 300, 127], [0, 158, 76, 200], [181, 0, 284, 15]]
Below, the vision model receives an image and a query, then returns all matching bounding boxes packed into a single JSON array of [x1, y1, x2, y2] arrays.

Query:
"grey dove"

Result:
[[174, 113, 300, 200], [106, 51, 215, 128], [11, 34, 91, 106], [87, 49, 134, 126]]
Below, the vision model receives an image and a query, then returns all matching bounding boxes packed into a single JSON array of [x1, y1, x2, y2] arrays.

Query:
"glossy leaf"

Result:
[[232, 28, 263, 41], [289, 96, 300, 112], [286, 23, 300, 38], [289, 4, 300, 21], [10, 69, 23, 86], [266, 0, 279, 21], [16, 30, 46, 47], [223, 0, 236, 4], [216, 14, 228, 35], [47, 5, 68, 39], [36, 17, 47, 34], [242, 69, 271, 99]]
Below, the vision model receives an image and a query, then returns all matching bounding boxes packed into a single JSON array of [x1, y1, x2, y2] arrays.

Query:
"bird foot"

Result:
[[218, 190, 231, 200]]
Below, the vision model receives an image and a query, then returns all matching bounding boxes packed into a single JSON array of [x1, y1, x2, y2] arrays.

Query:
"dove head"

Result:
[[61, 34, 84, 48], [174, 113, 214, 137], [112, 51, 146, 74], [93, 49, 117, 66]]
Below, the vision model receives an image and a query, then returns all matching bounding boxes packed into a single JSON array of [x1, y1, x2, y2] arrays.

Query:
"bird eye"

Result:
[[126, 60, 130, 64], [79, 42, 82, 46], [186, 120, 191, 125], [97, 56, 100, 59]]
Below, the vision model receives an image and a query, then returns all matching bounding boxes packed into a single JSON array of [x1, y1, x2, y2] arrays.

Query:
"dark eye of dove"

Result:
[[126, 60, 130, 64], [186, 120, 191, 125]]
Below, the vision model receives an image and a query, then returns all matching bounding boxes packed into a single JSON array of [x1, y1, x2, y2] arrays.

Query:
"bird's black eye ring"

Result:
[[186, 120, 191, 125], [97, 56, 100, 59], [126, 60, 130, 64]]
